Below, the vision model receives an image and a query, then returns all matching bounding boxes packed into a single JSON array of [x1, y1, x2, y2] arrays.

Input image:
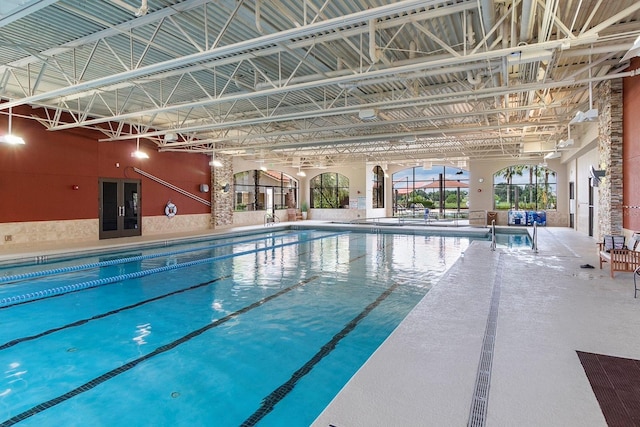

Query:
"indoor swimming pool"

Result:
[[0, 228, 516, 426]]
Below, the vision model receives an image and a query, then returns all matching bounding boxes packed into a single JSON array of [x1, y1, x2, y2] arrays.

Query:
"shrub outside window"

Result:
[[493, 165, 556, 210], [310, 173, 349, 208]]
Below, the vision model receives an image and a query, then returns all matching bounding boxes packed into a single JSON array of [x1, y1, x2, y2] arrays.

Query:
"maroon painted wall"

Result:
[[623, 58, 640, 231], [0, 106, 211, 223]]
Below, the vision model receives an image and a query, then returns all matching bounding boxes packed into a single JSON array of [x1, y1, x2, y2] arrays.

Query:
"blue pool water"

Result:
[[0, 228, 516, 426]]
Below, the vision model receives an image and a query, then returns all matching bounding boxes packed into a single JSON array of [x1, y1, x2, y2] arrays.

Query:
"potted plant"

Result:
[[300, 201, 308, 220]]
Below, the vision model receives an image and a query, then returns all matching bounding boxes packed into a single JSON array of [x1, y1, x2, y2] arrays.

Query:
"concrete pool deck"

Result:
[[1, 224, 637, 426], [313, 226, 640, 427]]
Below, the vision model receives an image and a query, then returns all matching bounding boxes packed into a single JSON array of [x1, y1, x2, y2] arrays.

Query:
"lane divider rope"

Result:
[[0, 231, 349, 309], [0, 230, 306, 284]]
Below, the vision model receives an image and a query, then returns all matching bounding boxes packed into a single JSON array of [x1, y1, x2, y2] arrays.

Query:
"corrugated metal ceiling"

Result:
[[0, 0, 638, 168]]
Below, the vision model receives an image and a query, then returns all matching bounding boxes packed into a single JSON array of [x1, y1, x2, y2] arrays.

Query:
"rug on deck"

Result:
[[577, 351, 640, 427]]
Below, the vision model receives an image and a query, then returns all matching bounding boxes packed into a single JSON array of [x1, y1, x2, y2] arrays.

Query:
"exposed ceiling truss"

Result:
[[0, 0, 639, 168]]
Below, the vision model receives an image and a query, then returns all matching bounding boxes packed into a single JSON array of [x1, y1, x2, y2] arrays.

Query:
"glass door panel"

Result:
[[101, 181, 119, 233], [122, 181, 140, 233], [100, 179, 141, 239]]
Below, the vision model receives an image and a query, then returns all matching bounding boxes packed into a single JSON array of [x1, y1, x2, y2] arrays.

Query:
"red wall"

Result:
[[623, 58, 640, 231], [0, 106, 211, 223]]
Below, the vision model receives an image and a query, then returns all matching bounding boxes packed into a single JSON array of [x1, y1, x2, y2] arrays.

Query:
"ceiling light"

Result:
[[358, 108, 378, 120], [569, 108, 598, 124], [131, 138, 149, 158], [131, 150, 149, 159], [401, 135, 417, 143], [164, 132, 177, 142], [260, 165, 268, 171], [0, 105, 25, 145], [296, 167, 306, 177], [621, 34, 640, 62], [557, 139, 574, 148], [581, 108, 598, 122], [544, 151, 561, 160], [210, 159, 222, 167], [0, 134, 25, 145]]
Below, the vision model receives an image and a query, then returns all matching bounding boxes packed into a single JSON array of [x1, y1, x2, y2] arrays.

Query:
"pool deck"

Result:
[[314, 225, 640, 427], [2, 223, 638, 426]]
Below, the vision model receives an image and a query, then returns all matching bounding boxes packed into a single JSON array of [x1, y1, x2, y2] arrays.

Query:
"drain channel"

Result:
[[467, 252, 504, 427]]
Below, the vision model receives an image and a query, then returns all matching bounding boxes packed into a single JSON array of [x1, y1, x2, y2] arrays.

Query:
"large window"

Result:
[[372, 165, 384, 208], [392, 165, 469, 218], [310, 173, 349, 208], [233, 170, 298, 211], [493, 165, 556, 210]]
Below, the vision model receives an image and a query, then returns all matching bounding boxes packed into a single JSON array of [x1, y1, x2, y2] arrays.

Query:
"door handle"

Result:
[[119, 206, 125, 216]]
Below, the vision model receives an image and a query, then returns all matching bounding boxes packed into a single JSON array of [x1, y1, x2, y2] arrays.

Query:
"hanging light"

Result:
[[131, 138, 149, 158], [209, 145, 222, 167], [0, 105, 25, 145], [296, 167, 306, 177]]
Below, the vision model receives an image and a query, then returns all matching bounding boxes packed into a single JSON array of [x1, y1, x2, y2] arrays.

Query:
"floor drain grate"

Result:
[[468, 253, 503, 427]]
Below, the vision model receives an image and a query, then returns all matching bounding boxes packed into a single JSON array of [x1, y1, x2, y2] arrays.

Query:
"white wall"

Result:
[[574, 150, 600, 237]]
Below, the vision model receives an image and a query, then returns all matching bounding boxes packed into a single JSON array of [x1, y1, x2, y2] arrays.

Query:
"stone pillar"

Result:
[[212, 154, 234, 228], [597, 79, 624, 236]]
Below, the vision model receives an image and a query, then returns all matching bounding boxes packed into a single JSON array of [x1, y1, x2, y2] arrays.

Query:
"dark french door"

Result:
[[99, 178, 142, 239]]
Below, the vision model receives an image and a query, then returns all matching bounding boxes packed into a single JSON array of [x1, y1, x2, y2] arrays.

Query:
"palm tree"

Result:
[[497, 166, 524, 207]]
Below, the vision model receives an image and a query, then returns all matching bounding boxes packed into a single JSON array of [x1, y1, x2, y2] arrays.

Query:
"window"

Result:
[[310, 173, 349, 208], [372, 165, 384, 208], [392, 165, 469, 217], [493, 165, 556, 210], [233, 170, 298, 211]]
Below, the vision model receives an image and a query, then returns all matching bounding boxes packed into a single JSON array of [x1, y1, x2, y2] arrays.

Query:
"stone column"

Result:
[[212, 154, 234, 228], [597, 78, 624, 236]]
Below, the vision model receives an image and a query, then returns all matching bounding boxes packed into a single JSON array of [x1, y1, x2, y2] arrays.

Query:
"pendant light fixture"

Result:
[[0, 105, 25, 145], [131, 137, 149, 158], [209, 145, 222, 167]]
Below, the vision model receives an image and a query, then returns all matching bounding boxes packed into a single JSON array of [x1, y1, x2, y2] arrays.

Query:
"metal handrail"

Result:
[[490, 219, 496, 251], [531, 222, 539, 252], [264, 213, 279, 226], [133, 167, 211, 206]]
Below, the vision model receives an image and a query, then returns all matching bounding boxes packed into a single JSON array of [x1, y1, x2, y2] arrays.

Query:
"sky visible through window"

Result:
[[392, 166, 469, 188]]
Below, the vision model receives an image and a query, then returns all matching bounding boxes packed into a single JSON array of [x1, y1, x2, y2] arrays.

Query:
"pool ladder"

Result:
[[490, 220, 496, 251]]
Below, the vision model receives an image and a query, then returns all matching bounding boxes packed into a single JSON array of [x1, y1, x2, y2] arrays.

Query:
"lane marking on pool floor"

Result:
[[0, 274, 232, 351], [0, 241, 371, 426], [240, 280, 401, 427], [467, 252, 504, 427], [0, 247, 367, 352], [0, 275, 321, 427]]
